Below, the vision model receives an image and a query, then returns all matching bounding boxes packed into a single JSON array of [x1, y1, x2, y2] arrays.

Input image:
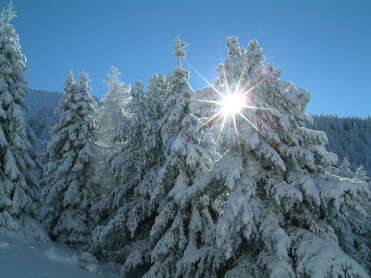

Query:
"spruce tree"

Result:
[[355, 165, 368, 182], [99, 66, 131, 148], [92, 67, 131, 219], [338, 157, 355, 178], [40, 72, 97, 248], [0, 1, 39, 231], [185, 37, 369, 277], [144, 35, 219, 277], [117, 74, 170, 277], [146, 73, 167, 163], [92, 80, 156, 276]]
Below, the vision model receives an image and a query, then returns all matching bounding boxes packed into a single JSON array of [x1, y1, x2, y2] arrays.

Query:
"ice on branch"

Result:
[[0, 0, 16, 29], [173, 34, 189, 68]]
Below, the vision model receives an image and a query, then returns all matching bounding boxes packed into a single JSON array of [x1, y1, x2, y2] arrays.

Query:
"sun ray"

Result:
[[192, 98, 223, 105], [237, 111, 265, 139], [216, 113, 228, 142], [232, 113, 242, 153], [187, 62, 282, 155], [237, 112, 287, 161], [241, 75, 270, 97], [222, 67, 231, 96], [234, 64, 247, 95], [185, 61, 225, 99], [189, 111, 223, 137], [241, 105, 276, 112], [237, 111, 280, 151]]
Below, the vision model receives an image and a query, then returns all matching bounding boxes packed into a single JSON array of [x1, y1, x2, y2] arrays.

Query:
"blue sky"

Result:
[[3, 0, 371, 117]]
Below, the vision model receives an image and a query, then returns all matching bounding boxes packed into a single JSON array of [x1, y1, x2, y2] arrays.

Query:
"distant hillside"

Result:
[[307, 115, 371, 174], [25, 88, 101, 118], [25, 88, 63, 118]]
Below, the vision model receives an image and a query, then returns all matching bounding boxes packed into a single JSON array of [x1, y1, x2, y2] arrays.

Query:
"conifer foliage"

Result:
[[40, 72, 97, 248], [0, 1, 39, 230], [92, 79, 155, 276], [99, 66, 131, 148], [0, 4, 369, 275], [146, 36, 219, 277], [188, 37, 369, 277]]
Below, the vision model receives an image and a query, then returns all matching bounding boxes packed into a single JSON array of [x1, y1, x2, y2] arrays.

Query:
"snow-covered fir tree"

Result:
[[115, 73, 170, 277], [40, 72, 97, 248], [173, 34, 189, 69], [92, 67, 132, 214], [355, 165, 368, 182], [337, 157, 355, 178], [186, 37, 369, 277], [142, 35, 219, 277], [146, 72, 167, 164], [99, 66, 131, 148], [92, 79, 157, 276], [0, 1, 39, 231]]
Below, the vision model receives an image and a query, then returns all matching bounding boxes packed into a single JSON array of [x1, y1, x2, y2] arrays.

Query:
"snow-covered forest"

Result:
[[307, 115, 371, 175], [1, 3, 370, 277], [26, 93, 371, 176]]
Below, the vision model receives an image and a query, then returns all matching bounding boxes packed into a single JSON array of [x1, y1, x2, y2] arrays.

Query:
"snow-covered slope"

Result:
[[0, 230, 116, 278]]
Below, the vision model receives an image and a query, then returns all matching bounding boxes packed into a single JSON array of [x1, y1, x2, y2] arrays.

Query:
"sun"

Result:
[[221, 93, 245, 116], [185, 60, 276, 148]]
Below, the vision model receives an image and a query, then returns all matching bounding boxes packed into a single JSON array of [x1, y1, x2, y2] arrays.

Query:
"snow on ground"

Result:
[[0, 230, 117, 278]]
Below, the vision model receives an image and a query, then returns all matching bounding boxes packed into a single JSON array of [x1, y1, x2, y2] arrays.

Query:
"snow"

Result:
[[2, 11, 370, 276], [0, 230, 115, 278]]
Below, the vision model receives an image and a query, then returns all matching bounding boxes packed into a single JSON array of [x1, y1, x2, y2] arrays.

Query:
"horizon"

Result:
[[2, 0, 371, 117]]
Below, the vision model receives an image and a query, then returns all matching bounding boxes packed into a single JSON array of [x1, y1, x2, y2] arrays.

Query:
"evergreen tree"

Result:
[[173, 34, 189, 69], [0, 1, 39, 231], [40, 72, 97, 248], [185, 37, 368, 277], [92, 67, 132, 217], [92, 80, 156, 276], [355, 165, 368, 182], [144, 35, 219, 277], [99, 66, 131, 148], [338, 157, 355, 178], [146, 73, 167, 163], [117, 74, 170, 277]]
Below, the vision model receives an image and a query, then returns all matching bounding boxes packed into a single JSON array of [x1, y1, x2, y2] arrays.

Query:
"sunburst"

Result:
[[186, 61, 280, 155]]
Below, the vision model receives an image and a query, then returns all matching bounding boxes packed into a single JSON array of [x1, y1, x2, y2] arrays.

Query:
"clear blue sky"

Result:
[[3, 0, 371, 117]]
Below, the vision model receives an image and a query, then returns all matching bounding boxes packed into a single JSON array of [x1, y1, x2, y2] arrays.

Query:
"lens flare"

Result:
[[185, 60, 278, 154], [221, 93, 245, 116]]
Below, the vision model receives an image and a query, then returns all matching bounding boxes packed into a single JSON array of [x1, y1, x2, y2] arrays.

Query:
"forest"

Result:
[[0, 3, 370, 277]]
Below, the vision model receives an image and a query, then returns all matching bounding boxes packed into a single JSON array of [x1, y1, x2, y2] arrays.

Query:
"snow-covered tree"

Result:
[[99, 66, 131, 148], [92, 80, 156, 275], [92, 67, 132, 218], [338, 157, 355, 178], [143, 36, 219, 277], [355, 165, 368, 182], [106, 80, 152, 206], [173, 34, 189, 69], [185, 37, 369, 277], [40, 72, 97, 248], [146, 73, 167, 163], [0, 1, 39, 231]]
